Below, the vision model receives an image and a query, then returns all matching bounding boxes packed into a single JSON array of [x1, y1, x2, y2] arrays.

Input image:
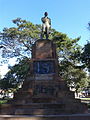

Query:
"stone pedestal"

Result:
[[0, 39, 87, 115]]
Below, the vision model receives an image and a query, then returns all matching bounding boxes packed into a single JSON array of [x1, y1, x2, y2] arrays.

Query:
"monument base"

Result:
[[0, 80, 87, 115], [0, 39, 88, 115]]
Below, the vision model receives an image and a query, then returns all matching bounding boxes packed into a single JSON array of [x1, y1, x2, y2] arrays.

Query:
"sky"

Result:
[[0, 0, 90, 76], [0, 0, 90, 45]]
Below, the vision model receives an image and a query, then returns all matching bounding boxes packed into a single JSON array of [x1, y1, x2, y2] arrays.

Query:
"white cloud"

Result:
[[0, 58, 17, 78], [0, 64, 8, 78], [8, 58, 17, 66]]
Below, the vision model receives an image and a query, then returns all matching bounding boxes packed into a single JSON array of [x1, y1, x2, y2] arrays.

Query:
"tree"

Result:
[[81, 41, 90, 72], [81, 22, 90, 72], [0, 57, 31, 90], [0, 18, 41, 63], [61, 64, 88, 92]]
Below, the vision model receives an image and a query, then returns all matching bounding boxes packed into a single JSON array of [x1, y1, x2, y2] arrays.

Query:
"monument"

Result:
[[41, 12, 51, 39], [0, 12, 87, 116]]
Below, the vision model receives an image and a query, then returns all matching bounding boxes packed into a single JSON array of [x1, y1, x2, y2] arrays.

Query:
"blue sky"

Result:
[[0, 0, 90, 46]]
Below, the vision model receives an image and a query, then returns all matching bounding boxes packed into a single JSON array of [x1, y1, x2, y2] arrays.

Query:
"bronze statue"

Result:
[[41, 12, 51, 39]]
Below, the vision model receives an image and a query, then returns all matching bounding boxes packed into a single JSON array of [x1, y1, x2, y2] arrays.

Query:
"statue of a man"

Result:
[[41, 12, 51, 39]]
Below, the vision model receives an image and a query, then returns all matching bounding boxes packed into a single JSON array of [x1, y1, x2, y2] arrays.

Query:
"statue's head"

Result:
[[44, 12, 48, 17]]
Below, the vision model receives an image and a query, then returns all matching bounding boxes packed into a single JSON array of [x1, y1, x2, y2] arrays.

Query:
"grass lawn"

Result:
[[0, 100, 7, 104], [79, 98, 90, 108], [80, 98, 90, 101]]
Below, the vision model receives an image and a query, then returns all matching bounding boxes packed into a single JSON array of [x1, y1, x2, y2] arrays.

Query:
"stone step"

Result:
[[0, 114, 90, 120], [18, 103, 65, 109], [0, 103, 66, 115], [14, 106, 87, 115], [1, 103, 65, 109], [14, 108, 66, 115], [0, 102, 86, 115]]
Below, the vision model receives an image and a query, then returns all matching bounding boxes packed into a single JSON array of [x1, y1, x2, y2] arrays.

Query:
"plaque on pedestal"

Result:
[[33, 60, 55, 74]]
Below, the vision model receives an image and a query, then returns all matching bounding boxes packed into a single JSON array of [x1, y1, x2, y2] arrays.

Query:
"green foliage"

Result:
[[60, 63, 88, 92], [10, 57, 31, 79], [81, 42, 90, 72], [0, 57, 31, 90], [51, 30, 82, 63], [0, 73, 19, 97], [0, 71, 18, 90], [0, 18, 41, 61], [0, 100, 7, 104]]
